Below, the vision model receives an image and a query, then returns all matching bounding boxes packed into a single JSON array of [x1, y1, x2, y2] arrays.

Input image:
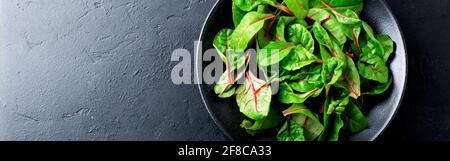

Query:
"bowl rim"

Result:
[[195, 0, 408, 141]]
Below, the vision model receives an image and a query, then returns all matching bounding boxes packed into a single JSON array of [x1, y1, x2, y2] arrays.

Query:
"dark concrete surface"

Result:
[[0, 0, 226, 141], [0, 0, 447, 141]]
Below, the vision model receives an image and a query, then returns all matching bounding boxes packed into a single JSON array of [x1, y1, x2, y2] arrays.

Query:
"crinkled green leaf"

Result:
[[258, 41, 295, 66], [358, 53, 389, 83], [287, 24, 315, 53], [336, 56, 361, 99], [364, 77, 392, 95], [328, 113, 344, 141], [322, 57, 345, 96], [275, 16, 296, 42], [334, 9, 360, 25], [376, 34, 394, 62], [285, 0, 309, 19], [241, 108, 282, 135], [308, 8, 347, 45], [277, 119, 305, 141], [281, 46, 319, 71], [233, 0, 275, 11], [213, 29, 234, 63], [232, 2, 247, 27], [279, 82, 322, 104], [310, 0, 364, 13], [236, 72, 272, 120], [343, 102, 368, 133], [230, 12, 274, 51]]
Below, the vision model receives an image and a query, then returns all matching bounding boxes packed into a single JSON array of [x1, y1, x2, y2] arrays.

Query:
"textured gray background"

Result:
[[0, 0, 448, 141], [0, 0, 226, 141]]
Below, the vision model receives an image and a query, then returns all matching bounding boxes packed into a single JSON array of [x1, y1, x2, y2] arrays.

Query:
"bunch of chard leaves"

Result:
[[213, 0, 394, 141]]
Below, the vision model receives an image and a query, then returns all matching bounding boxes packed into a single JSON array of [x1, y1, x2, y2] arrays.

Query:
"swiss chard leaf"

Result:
[[213, 29, 234, 63], [334, 9, 361, 25], [376, 34, 394, 62], [312, 22, 347, 60], [312, 22, 334, 51], [258, 41, 296, 66], [310, 0, 364, 14], [241, 108, 282, 135], [275, 16, 296, 42], [230, 12, 274, 51], [277, 119, 305, 141], [318, 96, 330, 141], [232, 2, 247, 27], [282, 104, 325, 141], [287, 24, 315, 53], [308, 8, 347, 45], [214, 51, 244, 97], [236, 72, 272, 120], [325, 97, 349, 141], [289, 65, 323, 93], [281, 46, 320, 71], [358, 53, 389, 83], [321, 57, 345, 96], [233, 0, 271, 11], [279, 82, 322, 104], [364, 77, 392, 95], [215, 69, 235, 97], [335, 56, 361, 99], [328, 113, 344, 141], [285, 0, 309, 19], [343, 101, 368, 133], [214, 53, 246, 97]]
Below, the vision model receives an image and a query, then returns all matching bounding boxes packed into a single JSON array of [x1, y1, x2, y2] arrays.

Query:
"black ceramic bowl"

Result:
[[196, 0, 407, 141]]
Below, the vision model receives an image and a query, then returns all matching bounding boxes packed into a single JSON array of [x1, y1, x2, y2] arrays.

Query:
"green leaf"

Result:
[[278, 82, 322, 104], [318, 97, 330, 141], [285, 0, 309, 19], [218, 87, 236, 98], [257, 30, 272, 49], [312, 22, 334, 50], [286, 24, 315, 53], [241, 108, 282, 135], [214, 51, 247, 97], [288, 64, 323, 93], [343, 23, 361, 41], [213, 29, 234, 63], [290, 76, 323, 94], [275, 16, 296, 42], [336, 56, 361, 99], [376, 34, 394, 62], [277, 119, 305, 141], [312, 23, 348, 60], [364, 77, 392, 95], [343, 102, 368, 133], [281, 46, 319, 71], [258, 41, 295, 66], [322, 96, 349, 141], [236, 72, 272, 120], [322, 57, 345, 96], [282, 104, 325, 141], [328, 114, 344, 141], [214, 69, 234, 97], [362, 21, 376, 39], [334, 9, 360, 25], [233, 0, 266, 11], [232, 2, 247, 27], [358, 54, 389, 83], [327, 96, 349, 115], [230, 12, 274, 51], [310, 0, 364, 13], [308, 8, 347, 45]]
